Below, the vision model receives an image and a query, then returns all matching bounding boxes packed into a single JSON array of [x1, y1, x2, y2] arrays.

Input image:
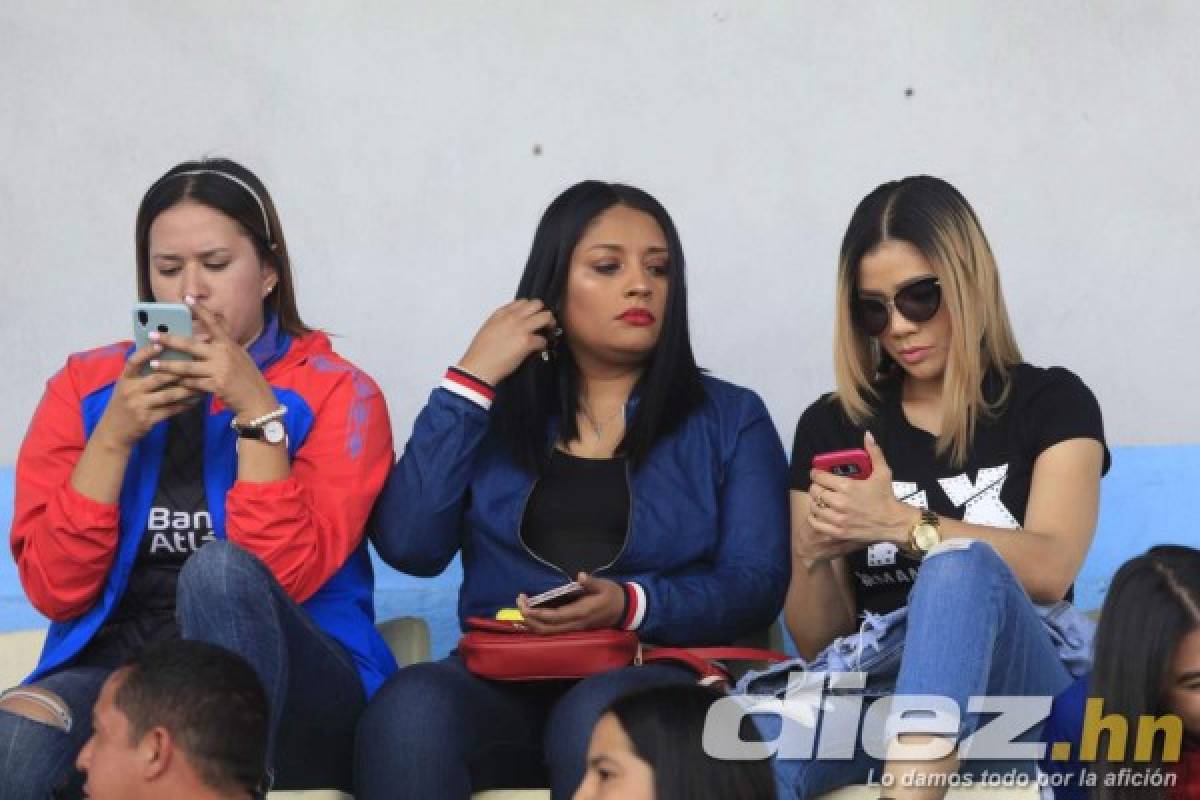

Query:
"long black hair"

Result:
[[135, 157, 311, 337], [492, 180, 706, 473], [605, 683, 776, 800], [1091, 544, 1200, 799]]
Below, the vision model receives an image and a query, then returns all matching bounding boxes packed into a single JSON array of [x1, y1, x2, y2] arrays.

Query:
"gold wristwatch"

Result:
[[906, 510, 941, 558]]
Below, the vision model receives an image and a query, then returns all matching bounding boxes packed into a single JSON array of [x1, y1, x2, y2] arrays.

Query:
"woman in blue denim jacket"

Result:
[[356, 181, 790, 800], [742, 176, 1109, 800]]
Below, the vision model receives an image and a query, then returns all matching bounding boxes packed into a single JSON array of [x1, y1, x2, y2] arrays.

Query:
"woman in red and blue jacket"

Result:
[[0, 159, 395, 797], [356, 181, 791, 800]]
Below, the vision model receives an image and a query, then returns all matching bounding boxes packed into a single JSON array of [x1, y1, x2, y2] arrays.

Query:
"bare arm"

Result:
[[809, 436, 1106, 604], [922, 438, 1103, 601], [784, 490, 859, 660]]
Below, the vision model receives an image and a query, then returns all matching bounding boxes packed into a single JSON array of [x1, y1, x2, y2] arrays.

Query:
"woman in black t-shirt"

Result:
[[765, 176, 1109, 799]]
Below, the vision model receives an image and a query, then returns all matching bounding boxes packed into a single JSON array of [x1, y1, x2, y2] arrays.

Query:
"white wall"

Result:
[[3, 1, 1198, 459]]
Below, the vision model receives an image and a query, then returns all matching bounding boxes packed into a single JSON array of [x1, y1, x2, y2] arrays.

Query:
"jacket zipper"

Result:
[[595, 399, 636, 576], [592, 458, 633, 577], [516, 471, 573, 581], [516, 408, 636, 579]]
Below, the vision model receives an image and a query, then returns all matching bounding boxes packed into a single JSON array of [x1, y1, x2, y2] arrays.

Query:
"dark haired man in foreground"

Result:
[[75, 639, 268, 800]]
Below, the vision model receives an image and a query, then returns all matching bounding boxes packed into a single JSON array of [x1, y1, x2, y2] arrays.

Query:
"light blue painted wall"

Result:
[[3, 447, 1198, 660]]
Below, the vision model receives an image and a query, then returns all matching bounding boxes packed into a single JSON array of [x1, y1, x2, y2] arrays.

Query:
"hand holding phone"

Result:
[[92, 305, 201, 449], [518, 574, 627, 634], [526, 581, 586, 609], [133, 302, 194, 376], [812, 448, 873, 480]]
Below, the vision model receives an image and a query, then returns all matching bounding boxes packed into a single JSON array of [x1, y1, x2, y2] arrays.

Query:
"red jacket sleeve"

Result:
[[11, 362, 120, 621], [223, 368, 394, 603]]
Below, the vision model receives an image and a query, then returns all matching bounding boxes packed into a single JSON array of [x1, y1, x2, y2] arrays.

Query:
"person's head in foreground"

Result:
[[574, 683, 776, 800], [75, 639, 269, 800], [1092, 544, 1200, 799]]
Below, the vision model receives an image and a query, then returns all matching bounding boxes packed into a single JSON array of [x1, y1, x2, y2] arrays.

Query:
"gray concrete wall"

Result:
[[3, 1, 1198, 458]]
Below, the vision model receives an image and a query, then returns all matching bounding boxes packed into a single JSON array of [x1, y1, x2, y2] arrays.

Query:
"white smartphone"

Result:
[[133, 302, 193, 376], [527, 581, 586, 609]]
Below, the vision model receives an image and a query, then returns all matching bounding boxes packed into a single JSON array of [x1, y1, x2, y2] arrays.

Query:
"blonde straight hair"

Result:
[[833, 176, 1022, 467]]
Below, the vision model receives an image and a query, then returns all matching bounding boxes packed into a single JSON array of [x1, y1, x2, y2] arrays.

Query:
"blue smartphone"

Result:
[[132, 302, 193, 376]]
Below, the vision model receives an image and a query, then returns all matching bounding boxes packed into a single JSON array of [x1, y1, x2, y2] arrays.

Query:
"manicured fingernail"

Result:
[[865, 431, 876, 444], [184, 295, 195, 305], [147, 331, 160, 341], [149, 360, 160, 369]]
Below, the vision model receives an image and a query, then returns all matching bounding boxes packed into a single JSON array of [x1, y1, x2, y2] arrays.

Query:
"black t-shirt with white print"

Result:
[[76, 403, 214, 668], [789, 364, 1110, 617]]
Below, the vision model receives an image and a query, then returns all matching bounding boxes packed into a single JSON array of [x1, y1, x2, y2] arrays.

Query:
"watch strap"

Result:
[[231, 405, 287, 437], [905, 510, 941, 557]]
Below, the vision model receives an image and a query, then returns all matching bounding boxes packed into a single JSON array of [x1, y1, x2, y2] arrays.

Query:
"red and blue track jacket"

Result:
[[10, 322, 397, 695]]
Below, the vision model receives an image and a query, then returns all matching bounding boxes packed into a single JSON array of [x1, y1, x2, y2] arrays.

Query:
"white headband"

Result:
[[157, 169, 273, 246]]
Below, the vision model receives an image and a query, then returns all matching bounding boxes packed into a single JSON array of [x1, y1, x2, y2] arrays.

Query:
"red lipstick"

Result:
[[617, 309, 656, 326]]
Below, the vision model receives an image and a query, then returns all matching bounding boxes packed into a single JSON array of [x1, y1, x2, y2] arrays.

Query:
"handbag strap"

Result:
[[642, 646, 791, 684]]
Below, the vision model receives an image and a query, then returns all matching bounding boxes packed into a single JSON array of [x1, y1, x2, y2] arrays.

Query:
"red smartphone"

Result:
[[812, 448, 873, 480], [527, 581, 586, 609]]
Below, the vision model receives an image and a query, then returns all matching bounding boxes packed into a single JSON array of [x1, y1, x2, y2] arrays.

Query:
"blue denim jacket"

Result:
[[371, 375, 791, 646]]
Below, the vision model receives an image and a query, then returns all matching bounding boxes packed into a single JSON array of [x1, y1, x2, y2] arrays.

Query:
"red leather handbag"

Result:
[[459, 617, 640, 680], [458, 617, 789, 684]]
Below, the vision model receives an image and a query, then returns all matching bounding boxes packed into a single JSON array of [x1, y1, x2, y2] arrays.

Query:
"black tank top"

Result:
[[520, 449, 630, 577]]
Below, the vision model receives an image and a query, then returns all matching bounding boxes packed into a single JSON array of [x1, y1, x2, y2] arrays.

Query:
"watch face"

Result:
[[262, 420, 287, 445], [914, 524, 940, 552]]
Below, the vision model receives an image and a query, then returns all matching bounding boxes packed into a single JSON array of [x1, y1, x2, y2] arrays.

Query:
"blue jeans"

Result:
[[0, 541, 366, 799], [0, 666, 109, 800], [736, 540, 1091, 800], [355, 653, 696, 800]]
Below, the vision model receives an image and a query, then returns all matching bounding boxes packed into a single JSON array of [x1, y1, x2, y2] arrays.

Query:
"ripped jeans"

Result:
[[0, 542, 365, 800], [734, 539, 1094, 800]]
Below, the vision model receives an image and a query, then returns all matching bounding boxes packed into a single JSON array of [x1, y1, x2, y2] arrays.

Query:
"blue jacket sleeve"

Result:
[[369, 387, 491, 576], [1040, 673, 1089, 800], [633, 393, 791, 646]]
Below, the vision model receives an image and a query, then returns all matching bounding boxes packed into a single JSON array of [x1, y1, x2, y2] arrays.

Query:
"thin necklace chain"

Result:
[[580, 398, 626, 438]]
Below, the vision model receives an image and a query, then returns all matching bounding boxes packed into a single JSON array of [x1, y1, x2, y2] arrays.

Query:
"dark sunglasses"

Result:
[[853, 276, 942, 336]]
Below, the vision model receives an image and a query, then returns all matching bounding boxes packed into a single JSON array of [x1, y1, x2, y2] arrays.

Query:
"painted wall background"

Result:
[[2, 2, 1198, 658]]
